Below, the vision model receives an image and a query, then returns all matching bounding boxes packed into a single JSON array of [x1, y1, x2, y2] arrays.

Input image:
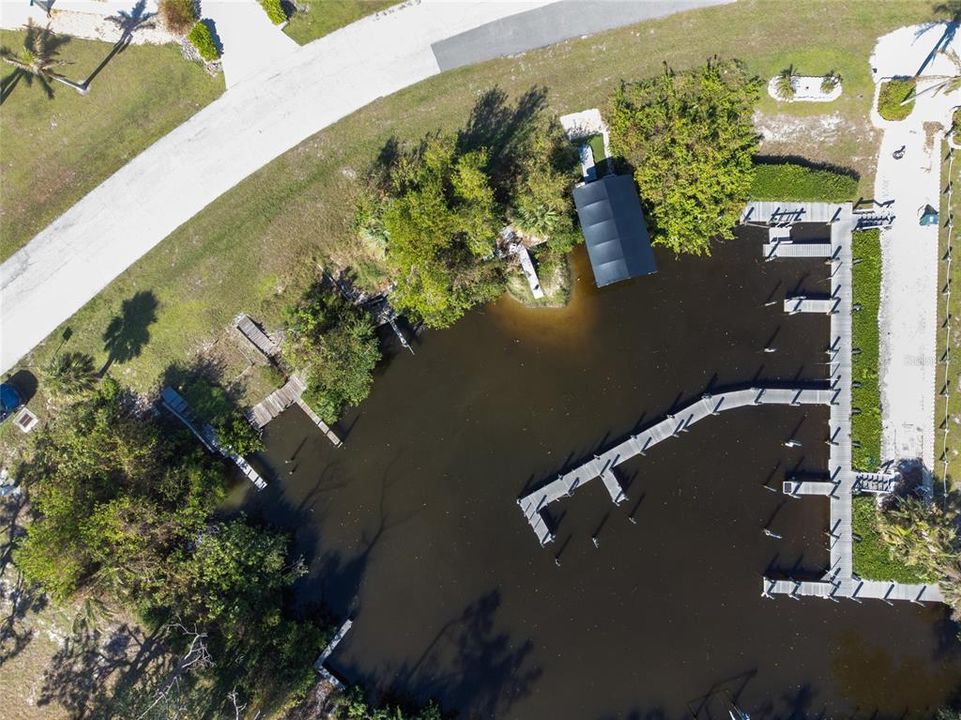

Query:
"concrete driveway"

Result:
[[870, 24, 960, 471]]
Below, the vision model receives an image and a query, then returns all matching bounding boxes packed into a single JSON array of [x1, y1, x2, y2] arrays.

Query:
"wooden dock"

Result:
[[248, 373, 342, 447], [784, 295, 838, 314], [234, 313, 280, 361], [742, 201, 851, 226], [314, 619, 352, 688], [160, 387, 267, 490], [763, 240, 835, 260], [518, 386, 836, 545], [762, 578, 944, 603]]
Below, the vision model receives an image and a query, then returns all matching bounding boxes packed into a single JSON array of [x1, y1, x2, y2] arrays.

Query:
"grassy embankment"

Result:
[[936, 138, 961, 490], [283, 0, 395, 45], [4, 1, 942, 415], [0, 31, 224, 262], [851, 496, 934, 583]]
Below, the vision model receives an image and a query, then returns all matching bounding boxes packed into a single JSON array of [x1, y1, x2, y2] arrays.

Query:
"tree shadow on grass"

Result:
[[100, 290, 158, 375], [457, 85, 548, 197], [0, 22, 73, 103]]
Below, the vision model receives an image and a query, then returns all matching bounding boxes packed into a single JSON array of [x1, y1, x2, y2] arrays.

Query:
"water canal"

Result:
[[245, 227, 961, 718]]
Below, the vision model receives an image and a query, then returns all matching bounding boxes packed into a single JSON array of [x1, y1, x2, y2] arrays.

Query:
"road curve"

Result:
[[0, 0, 726, 373]]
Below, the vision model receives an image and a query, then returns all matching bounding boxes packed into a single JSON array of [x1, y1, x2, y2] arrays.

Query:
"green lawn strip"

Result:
[[937, 142, 961, 490], [10, 1, 939, 407], [877, 77, 916, 121], [851, 228, 881, 471], [0, 31, 224, 261], [851, 496, 934, 583], [283, 0, 395, 45], [749, 162, 858, 201]]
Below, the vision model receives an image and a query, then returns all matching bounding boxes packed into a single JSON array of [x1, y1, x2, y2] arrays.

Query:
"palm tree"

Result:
[[0, 20, 86, 99], [45, 351, 98, 397]]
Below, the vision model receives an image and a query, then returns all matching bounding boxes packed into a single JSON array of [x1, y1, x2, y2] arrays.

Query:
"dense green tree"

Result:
[[608, 58, 760, 255], [13, 381, 326, 716], [285, 281, 382, 423], [377, 136, 505, 328], [510, 120, 580, 254]]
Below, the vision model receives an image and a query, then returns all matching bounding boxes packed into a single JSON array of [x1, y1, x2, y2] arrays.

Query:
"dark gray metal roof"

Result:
[[573, 174, 657, 287]]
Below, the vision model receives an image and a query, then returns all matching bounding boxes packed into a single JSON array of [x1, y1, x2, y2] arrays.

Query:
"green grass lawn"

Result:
[[851, 496, 934, 583], [0, 31, 224, 262], [851, 228, 882, 471], [877, 77, 916, 121], [283, 0, 395, 45], [5, 0, 944, 412], [749, 161, 859, 201]]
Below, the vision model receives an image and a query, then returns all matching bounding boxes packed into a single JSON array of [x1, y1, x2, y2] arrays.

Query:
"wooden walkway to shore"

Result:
[[234, 313, 280, 361], [160, 387, 267, 490], [248, 373, 342, 447], [518, 386, 837, 545]]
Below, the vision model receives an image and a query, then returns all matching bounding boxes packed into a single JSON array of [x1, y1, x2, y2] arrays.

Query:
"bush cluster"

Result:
[[877, 78, 915, 121], [260, 0, 287, 24], [188, 20, 219, 62], [851, 496, 933, 584], [749, 162, 858, 202], [159, 0, 197, 34]]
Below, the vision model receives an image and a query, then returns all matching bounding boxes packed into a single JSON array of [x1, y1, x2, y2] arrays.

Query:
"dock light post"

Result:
[[784, 439, 802, 448], [762, 528, 782, 540], [591, 536, 599, 549], [763, 346, 777, 353], [554, 556, 561, 567], [763, 299, 778, 307]]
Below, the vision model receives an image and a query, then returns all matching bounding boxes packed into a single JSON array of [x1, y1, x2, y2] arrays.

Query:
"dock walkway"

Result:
[[314, 619, 352, 688], [160, 387, 267, 490], [234, 313, 280, 361], [248, 373, 342, 447], [518, 386, 836, 545]]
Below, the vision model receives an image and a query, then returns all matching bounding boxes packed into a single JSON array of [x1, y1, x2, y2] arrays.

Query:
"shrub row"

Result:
[[851, 229, 882, 471], [749, 161, 858, 202], [260, 0, 287, 24], [188, 20, 219, 62]]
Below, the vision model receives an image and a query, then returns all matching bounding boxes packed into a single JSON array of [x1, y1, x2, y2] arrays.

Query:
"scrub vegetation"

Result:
[[851, 496, 933, 584], [851, 229, 882, 471], [609, 59, 761, 256], [11, 379, 328, 717], [0, 29, 224, 261], [877, 77, 916, 121], [283, 0, 395, 45], [188, 21, 220, 62], [354, 96, 579, 328], [749, 161, 859, 201]]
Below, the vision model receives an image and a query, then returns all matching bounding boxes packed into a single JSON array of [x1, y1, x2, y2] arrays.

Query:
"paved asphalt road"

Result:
[[1, 0, 730, 374]]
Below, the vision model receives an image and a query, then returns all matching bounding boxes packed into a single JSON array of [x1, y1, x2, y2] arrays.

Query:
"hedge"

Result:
[[188, 21, 219, 62], [877, 78, 915, 121], [260, 0, 287, 24], [851, 497, 932, 583], [749, 162, 858, 202], [851, 229, 882, 471]]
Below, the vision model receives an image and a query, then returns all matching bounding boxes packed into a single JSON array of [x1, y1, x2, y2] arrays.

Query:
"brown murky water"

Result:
[[245, 227, 961, 718]]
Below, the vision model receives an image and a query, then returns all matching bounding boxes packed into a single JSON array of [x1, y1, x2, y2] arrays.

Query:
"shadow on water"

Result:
[[252, 228, 961, 717]]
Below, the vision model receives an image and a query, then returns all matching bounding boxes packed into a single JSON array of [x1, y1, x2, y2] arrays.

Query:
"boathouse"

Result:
[[572, 174, 657, 287]]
